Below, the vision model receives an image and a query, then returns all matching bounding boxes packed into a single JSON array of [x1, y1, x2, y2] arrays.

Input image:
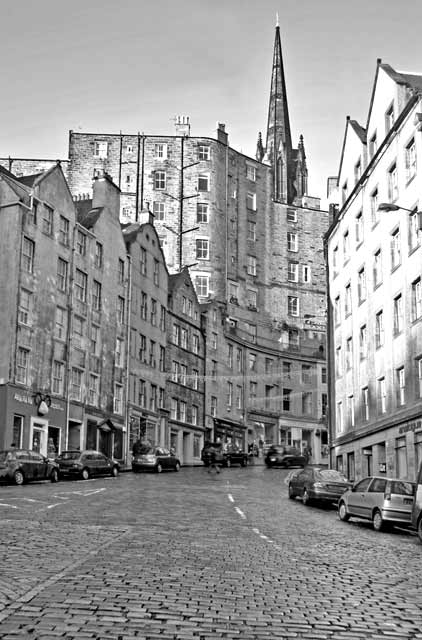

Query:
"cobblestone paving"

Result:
[[0, 466, 421, 639]]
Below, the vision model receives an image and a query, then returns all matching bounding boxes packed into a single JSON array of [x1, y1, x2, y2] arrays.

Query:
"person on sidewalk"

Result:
[[208, 444, 221, 474]]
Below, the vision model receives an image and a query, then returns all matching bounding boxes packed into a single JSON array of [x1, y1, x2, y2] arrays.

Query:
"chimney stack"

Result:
[[175, 115, 190, 137], [216, 122, 228, 145]]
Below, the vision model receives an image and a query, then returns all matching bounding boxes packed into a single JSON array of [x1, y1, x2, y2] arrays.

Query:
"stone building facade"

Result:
[[0, 25, 330, 461], [326, 60, 422, 481]]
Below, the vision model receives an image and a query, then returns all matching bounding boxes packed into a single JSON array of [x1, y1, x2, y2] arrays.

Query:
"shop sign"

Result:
[[398, 419, 422, 435], [14, 392, 33, 405]]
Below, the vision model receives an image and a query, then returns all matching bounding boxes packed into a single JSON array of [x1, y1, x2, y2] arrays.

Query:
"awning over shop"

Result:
[[213, 417, 247, 431]]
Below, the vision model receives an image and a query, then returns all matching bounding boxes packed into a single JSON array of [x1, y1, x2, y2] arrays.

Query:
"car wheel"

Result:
[[81, 467, 90, 480], [288, 484, 296, 500], [302, 488, 312, 506], [156, 463, 163, 473], [338, 501, 350, 522], [417, 517, 422, 544], [372, 509, 385, 532], [14, 470, 25, 486], [50, 469, 59, 483], [111, 466, 119, 478], [174, 462, 180, 472]]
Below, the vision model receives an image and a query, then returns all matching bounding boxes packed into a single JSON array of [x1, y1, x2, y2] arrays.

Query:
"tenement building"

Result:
[[0, 24, 329, 461], [326, 60, 422, 481]]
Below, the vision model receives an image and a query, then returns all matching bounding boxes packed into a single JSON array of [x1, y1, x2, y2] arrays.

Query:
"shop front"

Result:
[[0, 384, 66, 458], [86, 417, 125, 461], [332, 416, 422, 483], [213, 417, 247, 451]]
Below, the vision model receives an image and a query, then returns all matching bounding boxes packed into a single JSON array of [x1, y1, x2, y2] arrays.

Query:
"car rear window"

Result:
[[138, 445, 153, 454], [316, 469, 348, 482], [390, 480, 415, 496], [58, 451, 80, 460]]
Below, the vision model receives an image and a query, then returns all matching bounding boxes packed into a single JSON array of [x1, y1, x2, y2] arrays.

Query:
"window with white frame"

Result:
[[74, 269, 87, 302], [117, 296, 125, 324], [197, 174, 209, 191], [90, 324, 100, 355], [359, 324, 367, 360], [195, 275, 209, 297], [405, 138, 417, 182], [302, 392, 312, 416], [393, 294, 403, 335], [70, 367, 83, 401], [346, 337, 353, 370], [180, 327, 188, 349], [334, 296, 341, 325], [92, 280, 102, 312], [347, 395, 355, 427], [369, 132, 377, 159], [16, 347, 29, 384], [362, 386, 369, 421], [94, 141, 108, 158], [343, 230, 350, 261], [88, 374, 99, 406], [288, 262, 299, 282], [138, 380, 146, 407], [409, 209, 421, 251], [246, 192, 257, 210], [211, 396, 217, 417], [198, 145, 210, 161], [378, 377, 387, 413], [59, 216, 69, 246], [18, 289, 32, 325], [192, 369, 199, 390], [115, 336, 124, 367], [196, 238, 209, 260], [417, 358, 422, 398], [73, 315, 84, 349], [140, 247, 147, 275], [22, 237, 35, 273], [355, 211, 363, 244], [247, 289, 257, 309], [358, 267, 366, 302], [192, 334, 199, 355], [52, 360, 65, 396], [345, 283, 352, 316], [154, 171, 166, 190], [247, 220, 256, 241], [227, 382, 233, 407], [55, 307, 67, 340], [95, 242, 103, 269], [180, 364, 187, 386], [288, 296, 299, 316], [373, 249, 382, 287], [179, 401, 186, 422], [336, 401, 343, 434], [246, 164, 256, 181], [385, 103, 395, 133], [412, 277, 422, 321], [370, 188, 379, 226], [388, 162, 398, 201], [247, 255, 257, 276], [391, 228, 401, 269], [197, 202, 209, 223], [170, 398, 177, 420], [154, 143, 167, 159], [76, 230, 86, 256], [287, 232, 298, 252], [335, 346, 342, 377], [236, 386, 243, 410], [396, 366, 405, 406], [375, 310, 384, 348], [153, 201, 165, 220], [191, 405, 198, 425]]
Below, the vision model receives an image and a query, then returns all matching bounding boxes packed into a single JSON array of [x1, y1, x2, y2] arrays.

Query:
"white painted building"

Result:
[[326, 60, 422, 482]]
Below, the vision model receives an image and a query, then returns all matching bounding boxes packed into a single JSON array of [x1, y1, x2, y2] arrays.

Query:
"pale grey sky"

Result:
[[1, 0, 422, 199]]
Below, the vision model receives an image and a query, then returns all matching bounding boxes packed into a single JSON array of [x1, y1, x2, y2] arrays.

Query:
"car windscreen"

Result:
[[58, 451, 81, 460], [315, 469, 348, 483], [390, 480, 415, 496], [137, 445, 153, 455]]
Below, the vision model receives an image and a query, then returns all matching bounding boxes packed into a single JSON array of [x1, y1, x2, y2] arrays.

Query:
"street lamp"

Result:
[[378, 202, 422, 229]]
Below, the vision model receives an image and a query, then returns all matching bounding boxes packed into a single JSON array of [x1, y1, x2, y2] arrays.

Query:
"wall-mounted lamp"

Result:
[[378, 202, 422, 230]]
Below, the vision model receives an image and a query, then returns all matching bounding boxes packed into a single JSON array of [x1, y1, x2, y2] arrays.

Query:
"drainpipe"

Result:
[[124, 253, 132, 466], [118, 131, 123, 190], [64, 225, 76, 450]]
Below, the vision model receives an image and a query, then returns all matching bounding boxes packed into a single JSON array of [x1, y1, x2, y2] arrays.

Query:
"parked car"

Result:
[[56, 450, 119, 480], [0, 449, 59, 485], [265, 445, 306, 468], [132, 446, 181, 473], [288, 467, 351, 505], [411, 462, 422, 542], [338, 476, 415, 532], [201, 443, 248, 468]]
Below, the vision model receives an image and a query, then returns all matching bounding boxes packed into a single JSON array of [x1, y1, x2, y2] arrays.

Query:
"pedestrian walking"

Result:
[[207, 444, 221, 475]]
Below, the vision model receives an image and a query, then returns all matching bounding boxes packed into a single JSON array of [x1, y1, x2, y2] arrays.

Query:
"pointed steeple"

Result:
[[265, 23, 292, 202], [295, 134, 308, 197]]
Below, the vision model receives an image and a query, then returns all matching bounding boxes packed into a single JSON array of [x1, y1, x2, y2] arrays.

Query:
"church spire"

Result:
[[265, 23, 293, 202]]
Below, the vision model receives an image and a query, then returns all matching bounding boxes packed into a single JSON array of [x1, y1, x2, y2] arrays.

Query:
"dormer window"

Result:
[[369, 132, 377, 159], [354, 158, 362, 184]]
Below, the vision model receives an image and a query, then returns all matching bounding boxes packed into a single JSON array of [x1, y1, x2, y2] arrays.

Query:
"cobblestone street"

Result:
[[0, 465, 421, 640]]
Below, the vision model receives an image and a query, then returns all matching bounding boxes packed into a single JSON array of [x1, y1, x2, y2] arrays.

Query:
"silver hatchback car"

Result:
[[338, 476, 415, 532]]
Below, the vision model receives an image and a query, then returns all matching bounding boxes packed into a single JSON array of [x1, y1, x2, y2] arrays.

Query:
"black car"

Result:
[[132, 446, 181, 473], [265, 445, 306, 468], [56, 450, 120, 480], [201, 444, 248, 468], [289, 467, 352, 505], [0, 449, 59, 485]]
